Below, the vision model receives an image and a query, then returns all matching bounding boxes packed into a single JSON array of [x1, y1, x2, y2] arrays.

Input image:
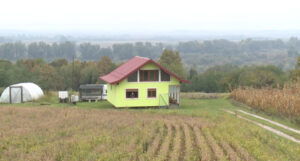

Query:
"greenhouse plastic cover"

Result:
[[0, 82, 44, 103]]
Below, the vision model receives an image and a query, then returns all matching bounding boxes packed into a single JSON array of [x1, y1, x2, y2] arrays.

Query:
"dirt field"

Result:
[[0, 106, 254, 161], [0, 98, 300, 161]]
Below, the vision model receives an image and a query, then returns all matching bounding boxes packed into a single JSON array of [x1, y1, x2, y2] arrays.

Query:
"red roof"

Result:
[[99, 56, 189, 84]]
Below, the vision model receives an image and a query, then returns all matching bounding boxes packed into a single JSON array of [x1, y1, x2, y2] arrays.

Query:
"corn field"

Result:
[[231, 83, 300, 119]]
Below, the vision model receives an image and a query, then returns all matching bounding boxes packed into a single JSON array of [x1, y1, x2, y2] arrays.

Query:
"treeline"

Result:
[[0, 49, 186, 91], [0, 56, 116, 91], [182, 65, 288, 92], [1, 38, 300, 63], [0, 41, 165, 61], [177, 38, 300, 55], [1, 49, 300, 93], [182, 56, 300, 92]]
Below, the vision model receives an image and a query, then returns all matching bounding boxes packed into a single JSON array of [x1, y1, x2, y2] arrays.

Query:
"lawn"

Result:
[[0, 97, 299, 161]]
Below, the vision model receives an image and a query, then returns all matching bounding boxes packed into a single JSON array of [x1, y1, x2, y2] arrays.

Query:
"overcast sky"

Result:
[[0, 0, 299, 33]]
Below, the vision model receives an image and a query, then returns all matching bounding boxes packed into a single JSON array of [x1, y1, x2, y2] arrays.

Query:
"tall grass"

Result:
[[231, 83, 300, 121]]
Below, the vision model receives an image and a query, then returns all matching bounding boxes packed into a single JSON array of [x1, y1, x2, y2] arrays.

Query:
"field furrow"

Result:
[[202, 128, 227, 161], [231, 144, 257, 161], [188, 124, 202, 161], [169, 124, 183, 161], [128, 135, 139, 151], [179, 124, 186, 161], [144, 123, 161, 152], [157, 122, 174, 161], [147, 124, 166, 158], [219, 141, 241, 161], [183, 123, 199, 161], [193, 126, 212, 161]]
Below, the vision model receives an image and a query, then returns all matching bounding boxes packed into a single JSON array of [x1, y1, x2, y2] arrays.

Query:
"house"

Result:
[[99, 56, 189, 108]]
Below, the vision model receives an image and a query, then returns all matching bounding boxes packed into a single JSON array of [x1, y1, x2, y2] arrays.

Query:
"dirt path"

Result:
[[224, 110, 300, 144], [237, 110, 300, 135]]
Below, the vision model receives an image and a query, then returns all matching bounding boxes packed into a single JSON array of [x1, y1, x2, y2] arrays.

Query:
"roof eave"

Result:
[[181, 79, 191, 84], [99, 59, 152, 84]]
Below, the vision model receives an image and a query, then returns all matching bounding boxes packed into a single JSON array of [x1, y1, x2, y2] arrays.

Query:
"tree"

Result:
[[0, 60, 13, 87], [28, 42, 52, 60], [158, 49, 186, 78], [49, 59, 68, 68], [79, 43, 101, 61], [290, 57, 300, 81], [112, 43, 134, 60], [13, 42, 27, 60], [34, 64, 60, 90], [60, 60, 83, 90], [288, 47, 299, 56], [97, 56, 116, 83], [59, 41, 76, 60], [182, 64, 286, 92], [80, 62, 99, 84], [188, 65, 198, 79]]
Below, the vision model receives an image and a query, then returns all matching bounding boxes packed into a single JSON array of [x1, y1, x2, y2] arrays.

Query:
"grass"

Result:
[[0, 94, 300, 161], [137, 98, 237, 120], [0, 91, 111, 109]]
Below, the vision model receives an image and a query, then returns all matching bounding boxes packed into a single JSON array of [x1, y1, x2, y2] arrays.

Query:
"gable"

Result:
[[100, 56, 189, 84], [126, 62, 170, 82], [140, 63, 159, 70]]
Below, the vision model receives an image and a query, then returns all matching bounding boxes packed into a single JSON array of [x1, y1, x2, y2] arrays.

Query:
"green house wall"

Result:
[[106, 63, 180, 108]]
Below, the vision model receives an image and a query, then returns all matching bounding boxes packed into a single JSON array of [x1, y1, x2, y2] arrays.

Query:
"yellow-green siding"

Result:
[[106, 63, 180, 108]]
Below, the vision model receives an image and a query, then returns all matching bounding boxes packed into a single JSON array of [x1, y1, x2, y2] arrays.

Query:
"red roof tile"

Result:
[[99, 56, 189, 84]]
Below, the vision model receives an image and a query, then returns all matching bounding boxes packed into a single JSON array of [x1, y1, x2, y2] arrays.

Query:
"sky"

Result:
[[0, 0, 299, 34]]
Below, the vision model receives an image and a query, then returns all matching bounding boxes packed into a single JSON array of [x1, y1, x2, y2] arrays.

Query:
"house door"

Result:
[[169, 85, 180, 104]]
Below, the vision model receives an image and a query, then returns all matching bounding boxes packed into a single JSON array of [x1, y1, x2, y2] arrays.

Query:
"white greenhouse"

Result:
[[0, 83, 44, 103]]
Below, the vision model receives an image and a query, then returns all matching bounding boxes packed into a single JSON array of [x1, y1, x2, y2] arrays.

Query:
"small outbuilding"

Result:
[[0, 82, 44, 103], [79, 84, 107, 101]]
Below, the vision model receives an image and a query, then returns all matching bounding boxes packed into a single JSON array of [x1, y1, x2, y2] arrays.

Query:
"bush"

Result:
[[0, 87, 4, 95]]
